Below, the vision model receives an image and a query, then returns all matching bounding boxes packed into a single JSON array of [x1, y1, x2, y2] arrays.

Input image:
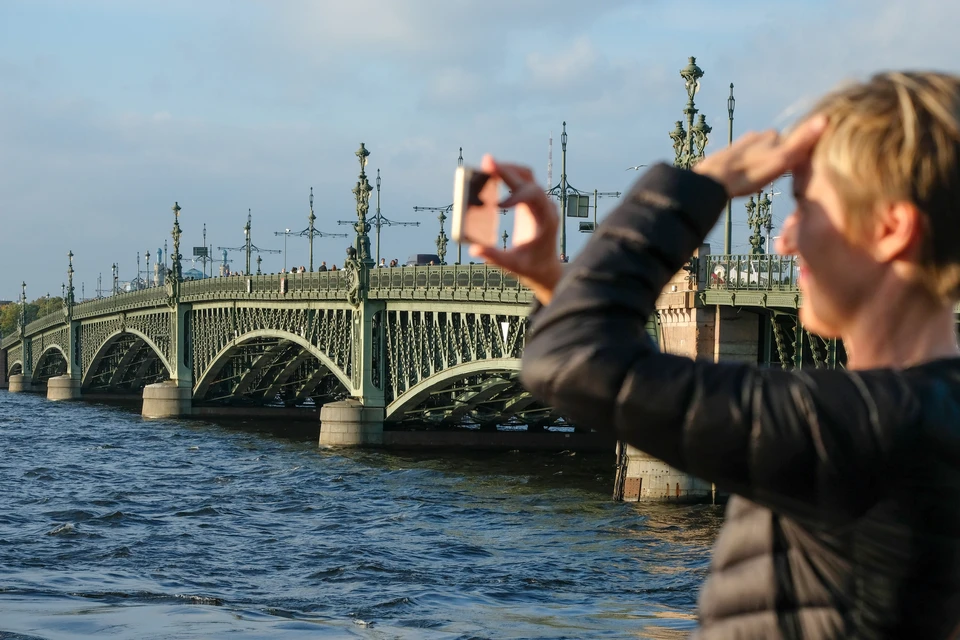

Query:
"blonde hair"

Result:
[[806, 71, 960, 302]]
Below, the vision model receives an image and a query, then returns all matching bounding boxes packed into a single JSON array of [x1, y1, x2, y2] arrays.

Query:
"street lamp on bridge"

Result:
[[414, 148, 467, 265], [279, 188, 349, 272], [724, 83, 736, 255], [669, 57, 712, 170], [171, 202, 183, 283], [546, 123, 621, 249], [746, 190, 773, 255], [219, 209, 280, 275], [341, 169, 419, 266], [66, 250, 74, 310], [19, 282, 26, 334]]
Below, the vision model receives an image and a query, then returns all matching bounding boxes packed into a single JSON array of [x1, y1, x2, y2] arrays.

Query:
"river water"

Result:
[[0, 391, 722, 639]]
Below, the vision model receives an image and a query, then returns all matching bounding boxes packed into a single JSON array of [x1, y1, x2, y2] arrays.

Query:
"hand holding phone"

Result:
[[459, 154, 563, 305], [452, 166, 501, 247]]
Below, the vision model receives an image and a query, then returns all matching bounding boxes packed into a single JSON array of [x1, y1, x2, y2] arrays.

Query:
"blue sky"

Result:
[[0, 0, 956, 300]]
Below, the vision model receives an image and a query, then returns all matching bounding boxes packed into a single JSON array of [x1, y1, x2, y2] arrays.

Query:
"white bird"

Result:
[[626, 164, 648, 171]]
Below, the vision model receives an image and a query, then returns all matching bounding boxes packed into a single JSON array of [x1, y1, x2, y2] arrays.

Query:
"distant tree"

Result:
[[0, 303, 18, 337], [0, 297, 65, 337]]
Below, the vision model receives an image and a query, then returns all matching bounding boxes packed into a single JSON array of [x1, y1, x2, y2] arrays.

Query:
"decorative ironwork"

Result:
[[671, 57, 712, 169], [29, 327, 69, 373], [190, 305, 354, 389], [768, 311, 845, 371], [747, 191, 773, 255], [352, 143, 374, 266]]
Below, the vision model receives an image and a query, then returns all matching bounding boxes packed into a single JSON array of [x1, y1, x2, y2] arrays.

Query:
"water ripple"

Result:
[[0, 391, 721, 638]]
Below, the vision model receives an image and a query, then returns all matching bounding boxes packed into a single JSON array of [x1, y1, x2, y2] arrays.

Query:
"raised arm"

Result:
[[519, 163, 919, 520]]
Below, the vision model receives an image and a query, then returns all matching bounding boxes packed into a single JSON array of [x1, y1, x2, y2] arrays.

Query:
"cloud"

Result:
[[3, 0, 960, 295]]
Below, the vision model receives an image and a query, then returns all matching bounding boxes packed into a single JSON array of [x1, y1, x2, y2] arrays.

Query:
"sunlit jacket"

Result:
[[520, 163, 960, 639]]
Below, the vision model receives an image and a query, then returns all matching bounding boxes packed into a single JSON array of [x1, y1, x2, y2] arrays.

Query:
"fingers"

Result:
[[777, 115, 828, 165], [487, 157, 535, 191], [481, 153, 496, 174]]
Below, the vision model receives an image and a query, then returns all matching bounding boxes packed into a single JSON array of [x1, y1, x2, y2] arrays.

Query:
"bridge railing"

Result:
[[704, 254, 800, 291], [0, 333, 18, 349], [72, 286, 170, 320], [179, 271, 350, 302], [368, 264, 531, 302], [23, 307, 68, 336]]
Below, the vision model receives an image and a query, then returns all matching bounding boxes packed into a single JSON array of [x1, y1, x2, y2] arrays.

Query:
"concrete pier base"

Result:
[[319, 400, 384, 447], [621, 445, 715, 503], [8, 374, 32, 393], [142, 381, 193, 418], [46, 375, 81, 401]]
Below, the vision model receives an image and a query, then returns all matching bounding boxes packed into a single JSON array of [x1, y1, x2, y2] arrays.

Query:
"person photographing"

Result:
[[473, 72, 960, 638]]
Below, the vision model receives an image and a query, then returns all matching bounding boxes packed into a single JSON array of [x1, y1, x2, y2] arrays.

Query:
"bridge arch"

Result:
[[82, 328, 173, 389], [8, 360, 24, 377], [193, 329, 352, 401], [33, 345, 68, 384], [386, 358, 522, 422]]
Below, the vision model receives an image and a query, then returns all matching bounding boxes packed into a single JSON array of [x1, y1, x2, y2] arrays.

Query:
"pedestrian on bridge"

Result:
[[476, 72, 960, 639]]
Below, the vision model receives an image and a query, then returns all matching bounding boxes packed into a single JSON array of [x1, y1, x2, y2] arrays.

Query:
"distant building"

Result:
[[182, 268, 206, 281]]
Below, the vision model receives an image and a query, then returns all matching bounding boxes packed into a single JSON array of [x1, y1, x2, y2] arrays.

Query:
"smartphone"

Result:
[[452, 166, 500, 247]]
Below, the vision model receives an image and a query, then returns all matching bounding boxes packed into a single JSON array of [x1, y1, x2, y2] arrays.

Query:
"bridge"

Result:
[[0, 140, 565, 447]]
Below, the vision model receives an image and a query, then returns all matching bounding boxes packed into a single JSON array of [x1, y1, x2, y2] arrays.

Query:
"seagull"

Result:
[[626, 164, 648, 171]]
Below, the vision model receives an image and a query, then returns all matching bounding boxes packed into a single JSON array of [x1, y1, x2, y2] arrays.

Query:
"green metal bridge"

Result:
[[0, 264, 558, 427], [0, 248, 823, 420]]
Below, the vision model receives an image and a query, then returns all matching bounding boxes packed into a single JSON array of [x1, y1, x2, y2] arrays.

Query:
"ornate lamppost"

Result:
[[352, 143, 374, 268], [243, 210, 251, 275], [724, 83, 735, 254], [171, 202, 183, 282], [66, 250, 75, 310], [746, 191, 773, 255], [112, 263, 118, 295], [19, 282, 27, 334], [669, 57, 712, 170], [145, 251, 151, 287], [361, 169, 419, 266], [308, 188, 315, 271], [289, 188, 349, 272], [546, 124, 620, 248]]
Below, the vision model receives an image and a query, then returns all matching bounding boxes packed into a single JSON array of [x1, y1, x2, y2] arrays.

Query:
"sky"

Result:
[[1, 0, 958, 301]]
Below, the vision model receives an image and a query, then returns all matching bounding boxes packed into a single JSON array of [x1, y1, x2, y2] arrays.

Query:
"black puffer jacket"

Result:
[[520, 164, 960, 639]]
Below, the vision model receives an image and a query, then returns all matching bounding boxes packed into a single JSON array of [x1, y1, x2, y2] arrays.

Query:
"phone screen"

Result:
[[452, 166, 500, 247]]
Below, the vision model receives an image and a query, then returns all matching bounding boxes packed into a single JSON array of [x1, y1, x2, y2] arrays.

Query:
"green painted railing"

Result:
[[179, 271, 350, 302], [0, 333, 18, 349], [72, 286, 170, 320], [705, 254, 800, 291], [23, 307, 68, 335], [368, 265, 530, 302]]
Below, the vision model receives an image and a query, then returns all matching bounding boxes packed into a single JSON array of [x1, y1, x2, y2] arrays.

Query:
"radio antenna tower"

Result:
[[547, 131, 553, 191]]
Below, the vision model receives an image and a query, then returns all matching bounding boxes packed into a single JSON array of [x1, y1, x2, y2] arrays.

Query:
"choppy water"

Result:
[[0, 391, 722, 639]]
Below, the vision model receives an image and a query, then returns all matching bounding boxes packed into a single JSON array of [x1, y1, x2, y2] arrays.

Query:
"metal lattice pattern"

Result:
[[29, 327, 69, 372], [126, 312, 172, 365], [385, 310, 526, 405], [33, 348, 67, 384], [191, 306, 353, 383], [80, 317, 124, 376], [84, 333, 170, 391], [196, 337, 348, 406], [386, 372, 554, 428], [7, 344, 23, 376], [769, 312, 845, 370]]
